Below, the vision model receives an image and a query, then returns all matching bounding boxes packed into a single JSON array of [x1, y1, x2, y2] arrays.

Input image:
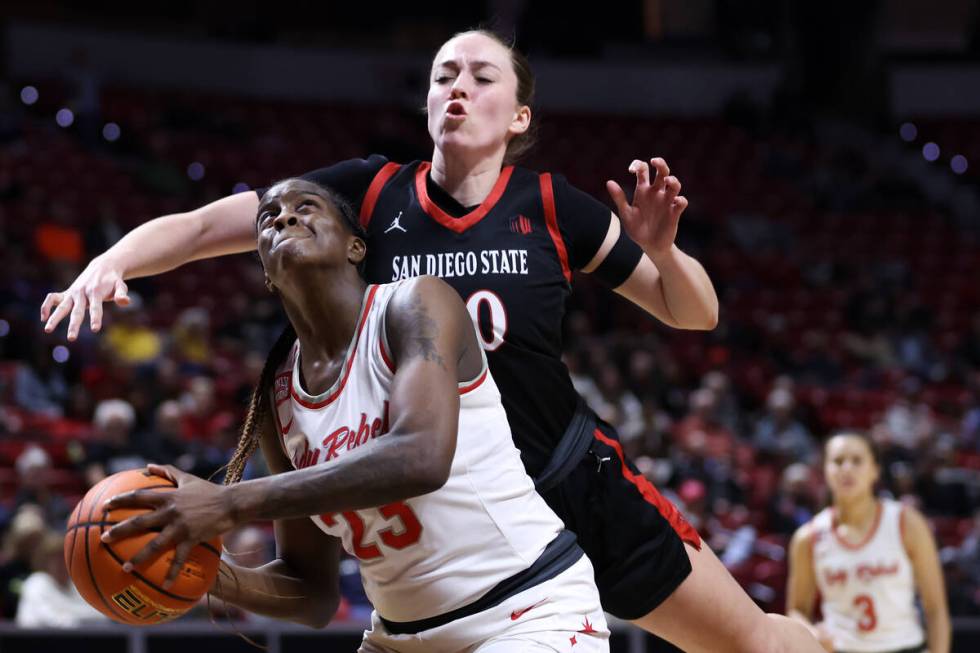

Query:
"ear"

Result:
[[509, 105, 531, 136], [348, 236, 367, 266]]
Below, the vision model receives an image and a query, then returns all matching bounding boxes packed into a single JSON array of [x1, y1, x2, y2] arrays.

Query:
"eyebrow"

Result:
[[257, 189, 322, 220], [434, 60, 502, 72]]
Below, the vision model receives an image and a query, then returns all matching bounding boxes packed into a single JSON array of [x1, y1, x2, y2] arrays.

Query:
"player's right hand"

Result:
[[40, 256, 130, 340]]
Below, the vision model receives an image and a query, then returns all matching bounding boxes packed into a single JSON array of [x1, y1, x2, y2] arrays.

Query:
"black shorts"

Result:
[[540, 421, 700, 620]]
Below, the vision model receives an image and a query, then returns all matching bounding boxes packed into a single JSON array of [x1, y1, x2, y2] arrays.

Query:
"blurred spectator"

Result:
[[591, 363, 644, 442], [673, 388, 736, 460], [171, 308, 212, 374], [767, 463, 818, 536], [104, 294, 164, 366], [12, 343, 69, 417], [0, 506, 45, 619], [33, 203, 84, 266], [701, 370, 741, 433], [82, 398, 146, 485], [880, 379, 936, 451], [13, 446, 70, 527], [180, 376, 235, 443], [752, 388, 816, 463], [15, 531, 105, 627]]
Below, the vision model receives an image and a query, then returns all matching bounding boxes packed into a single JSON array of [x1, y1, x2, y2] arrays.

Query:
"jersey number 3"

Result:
[[853, 594, 877, 632], [466, 290, 508, 351], [320, 501, 423, 560]]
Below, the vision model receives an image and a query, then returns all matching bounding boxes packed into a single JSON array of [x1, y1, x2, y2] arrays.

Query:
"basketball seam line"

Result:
[[84, 481, 132, 622], [98, 521, 199, 603]]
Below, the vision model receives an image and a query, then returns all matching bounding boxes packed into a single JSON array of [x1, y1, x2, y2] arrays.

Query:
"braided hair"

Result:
[[224, 178, 365, 485]]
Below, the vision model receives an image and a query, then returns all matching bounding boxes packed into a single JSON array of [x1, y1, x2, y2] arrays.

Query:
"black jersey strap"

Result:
[[377, 529, 582, 635], [534, 397, 596, 494]]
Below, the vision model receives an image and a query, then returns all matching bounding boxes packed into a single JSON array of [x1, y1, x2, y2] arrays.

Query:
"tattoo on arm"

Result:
[[401, 290, 445, 368]]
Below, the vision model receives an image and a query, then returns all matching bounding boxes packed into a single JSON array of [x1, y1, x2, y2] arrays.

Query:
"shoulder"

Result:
[[385, 276, 466, 335], [898, 503, 933, 554], [388, 276, 459, 309], [790, 519, 819, 557]]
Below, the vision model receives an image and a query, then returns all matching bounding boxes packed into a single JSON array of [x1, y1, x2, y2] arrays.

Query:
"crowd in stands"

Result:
[[0, 73, 978, 625]]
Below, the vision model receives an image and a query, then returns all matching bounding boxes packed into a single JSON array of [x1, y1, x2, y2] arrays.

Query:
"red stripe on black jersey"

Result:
[[539, 173, 571, 284], [360, 162, 402, 228], [416, 162, 515, 234]]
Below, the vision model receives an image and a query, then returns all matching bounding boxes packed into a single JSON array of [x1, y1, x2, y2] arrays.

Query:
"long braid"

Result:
[[224, 323, 297, 485]]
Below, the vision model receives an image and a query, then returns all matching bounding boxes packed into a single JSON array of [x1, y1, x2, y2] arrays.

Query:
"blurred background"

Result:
[[0, 0, 979, 651]]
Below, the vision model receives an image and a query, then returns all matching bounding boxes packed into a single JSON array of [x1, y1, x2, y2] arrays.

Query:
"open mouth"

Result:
[[446, 102, 467, 117]]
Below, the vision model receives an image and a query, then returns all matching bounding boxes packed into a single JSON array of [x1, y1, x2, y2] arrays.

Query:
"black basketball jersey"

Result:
[[271, 155, 642, 474]]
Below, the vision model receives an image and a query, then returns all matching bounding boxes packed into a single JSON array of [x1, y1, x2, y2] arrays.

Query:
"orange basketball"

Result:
[[64, 468, 222, 625]]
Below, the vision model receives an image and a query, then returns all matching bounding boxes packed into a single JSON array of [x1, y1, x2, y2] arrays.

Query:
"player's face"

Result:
[[256, 180, 361, 284], [427, 33, 530, 159], [824, 435, 879, 502]]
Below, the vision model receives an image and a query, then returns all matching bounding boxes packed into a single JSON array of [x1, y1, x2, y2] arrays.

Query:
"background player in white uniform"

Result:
[[101, 178, 608, 652], [787, 432, 950, 653]]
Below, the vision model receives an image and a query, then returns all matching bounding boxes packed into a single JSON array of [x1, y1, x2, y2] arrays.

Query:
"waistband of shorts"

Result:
[[534, 397, 596, 493], [378, 529, 583, 635], [836, 644, 926, 653]]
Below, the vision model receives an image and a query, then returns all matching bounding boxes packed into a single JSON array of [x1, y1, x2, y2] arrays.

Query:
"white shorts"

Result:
[[359, 556, 609, 653]]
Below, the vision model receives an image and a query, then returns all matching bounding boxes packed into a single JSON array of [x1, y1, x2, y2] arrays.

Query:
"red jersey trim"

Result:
[[592, 429, 702, 549], [269, 388, 293, 463], [290, 285, 380, 409], [458, 367, 488, 395], [831, 501, 883, 550], [379, 338, 396, 374], [415, 162, 514, 234], [359, 162, 402, 228], [539, 173, 572, 284]]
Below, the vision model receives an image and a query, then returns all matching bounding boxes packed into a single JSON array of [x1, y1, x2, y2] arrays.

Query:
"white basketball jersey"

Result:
[[811, 499, 924, 652], [271, 282, 565, 622]]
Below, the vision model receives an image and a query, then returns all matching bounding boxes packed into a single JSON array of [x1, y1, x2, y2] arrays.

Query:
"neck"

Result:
[[277, 272, 367, 366], [834, 493, 878, 526], [430, 145, 507, 207]]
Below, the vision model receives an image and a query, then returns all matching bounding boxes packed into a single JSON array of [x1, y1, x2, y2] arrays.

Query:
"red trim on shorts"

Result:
[[592, 429, 702, 549], [290, 285, 379, 409], [831, 501, 883, 550], [359, 162, 401, 228], [539, 173, 572, 284], [415, 162, 514, 234]]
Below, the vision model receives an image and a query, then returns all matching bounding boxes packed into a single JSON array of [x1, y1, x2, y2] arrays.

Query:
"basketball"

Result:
[[64, 469, 222, 625]]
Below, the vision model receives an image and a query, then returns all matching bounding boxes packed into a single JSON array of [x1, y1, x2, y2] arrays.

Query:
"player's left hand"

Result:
[[606, 157, 688, 258], [101, 464, 235, 589]]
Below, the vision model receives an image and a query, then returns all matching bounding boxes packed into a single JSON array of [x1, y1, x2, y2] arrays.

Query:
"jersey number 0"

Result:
[[466, 290, 508, 351]]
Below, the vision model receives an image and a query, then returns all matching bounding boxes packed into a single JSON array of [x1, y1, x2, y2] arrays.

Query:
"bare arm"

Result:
[[787, 524, 834, 651], [225, 276, 471, 523], [902, 508, 951, 653], [103, 276, 476, 578], [209, 408, 341, 628], [600, 158, 718, 330], [41, 192, 259, 340]]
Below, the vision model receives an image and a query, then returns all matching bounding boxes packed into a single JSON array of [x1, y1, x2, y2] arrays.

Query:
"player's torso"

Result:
[[811, 500, 924, 652], [361, 163, 578, 471], [271, 282, 563, 622]]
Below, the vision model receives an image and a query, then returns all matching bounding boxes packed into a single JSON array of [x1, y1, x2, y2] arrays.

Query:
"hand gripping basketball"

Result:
[[102, 464, 236, 589]]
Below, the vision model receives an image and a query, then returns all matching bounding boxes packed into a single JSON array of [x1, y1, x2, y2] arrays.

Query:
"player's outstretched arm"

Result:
[[602, 157, 719, 330], [903, 507, 951, 653], [41, 191, 260, 340]]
